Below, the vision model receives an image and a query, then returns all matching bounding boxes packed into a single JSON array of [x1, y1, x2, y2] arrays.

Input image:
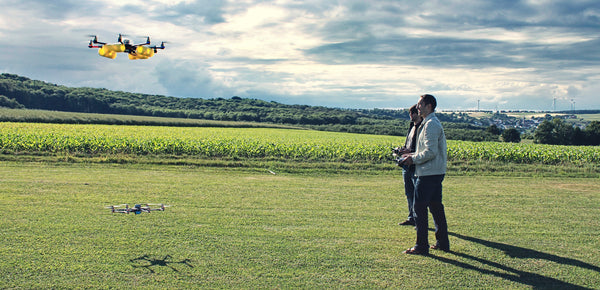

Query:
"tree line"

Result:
[[0, 73, 396, 126], [4, 73, 597, 144], [534, 119, 600, 146], [0, 73, 490, 139]]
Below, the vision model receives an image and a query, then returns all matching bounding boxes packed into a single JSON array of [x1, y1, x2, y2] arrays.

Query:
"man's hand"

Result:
[[393, 147, 410, 156], [401, 154, 414, 165]]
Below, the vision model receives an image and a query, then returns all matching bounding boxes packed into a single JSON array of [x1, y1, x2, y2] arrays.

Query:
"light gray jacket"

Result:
[[413, 112, 447, 176]]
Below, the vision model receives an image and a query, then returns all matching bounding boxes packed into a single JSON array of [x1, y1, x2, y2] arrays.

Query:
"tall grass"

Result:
[[1, 122, 599, 166]]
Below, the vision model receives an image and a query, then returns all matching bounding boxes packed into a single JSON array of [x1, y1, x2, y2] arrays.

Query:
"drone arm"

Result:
[[88, 36, 106, 48], [148, 42, 166, 53]]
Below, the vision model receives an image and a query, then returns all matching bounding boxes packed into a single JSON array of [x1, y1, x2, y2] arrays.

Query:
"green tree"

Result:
[[573, 126, 589, 145], [0, 95, 24, 108], [585, 121, 600, 145], [552, 119, 574, 145], [486, 124, 501, 135], [501, 128, 521, 143], [534, 120, 555, 144], [533, 118, 593, 145]]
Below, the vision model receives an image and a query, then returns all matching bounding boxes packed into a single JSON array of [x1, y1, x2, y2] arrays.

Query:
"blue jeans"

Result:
[[402, 166, 416, 221], [413, 174, 449, 251]]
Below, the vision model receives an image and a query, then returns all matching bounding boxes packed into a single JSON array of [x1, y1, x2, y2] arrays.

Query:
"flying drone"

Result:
[[88, 34, 166, 59], [106, 203, 170, 214]]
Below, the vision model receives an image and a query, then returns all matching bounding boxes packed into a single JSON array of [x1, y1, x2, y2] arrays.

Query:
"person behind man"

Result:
[[400, 94, 449, 255], [394, 104, 422, 226]]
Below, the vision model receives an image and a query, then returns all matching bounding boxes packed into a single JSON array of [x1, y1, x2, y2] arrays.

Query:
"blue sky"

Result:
[[1, 0, 599, 110]]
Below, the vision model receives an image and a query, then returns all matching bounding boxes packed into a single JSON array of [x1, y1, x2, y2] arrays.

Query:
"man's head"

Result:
[[417, 94, 437, 118]]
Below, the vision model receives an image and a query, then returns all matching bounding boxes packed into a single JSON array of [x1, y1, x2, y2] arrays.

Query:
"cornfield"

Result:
[[0, 122, 598, 165]]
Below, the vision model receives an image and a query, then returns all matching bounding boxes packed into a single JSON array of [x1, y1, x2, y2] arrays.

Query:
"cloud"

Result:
[[300, 0, 600, 70], [0, 0, 599, 110], [149, 0, 228, 27], [7, 0, 87, 19], [155, 59, 233, 98]]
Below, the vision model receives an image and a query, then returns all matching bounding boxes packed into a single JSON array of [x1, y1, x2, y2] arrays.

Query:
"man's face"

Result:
[[417, 98, 431, 117]]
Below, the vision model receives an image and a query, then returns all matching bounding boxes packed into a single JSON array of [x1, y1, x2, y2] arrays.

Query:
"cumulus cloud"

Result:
[[155, 60, 234, 98], [0, 0, 598, 110]]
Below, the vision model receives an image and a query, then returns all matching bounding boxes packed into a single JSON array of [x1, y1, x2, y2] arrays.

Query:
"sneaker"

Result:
[[399, 219, 415, 226], [403, 247, 429, 255], [430, 244, 450, 252]]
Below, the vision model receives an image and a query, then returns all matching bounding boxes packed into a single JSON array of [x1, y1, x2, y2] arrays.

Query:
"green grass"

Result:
[[1, 161, 598, 288], [504, 111, 600, 122], [577, 113, 600, 122]]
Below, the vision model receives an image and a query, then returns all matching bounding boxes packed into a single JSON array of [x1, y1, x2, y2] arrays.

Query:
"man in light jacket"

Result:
[[400, 94, 449, 255]]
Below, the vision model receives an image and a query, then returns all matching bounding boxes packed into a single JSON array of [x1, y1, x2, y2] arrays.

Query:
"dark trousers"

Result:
[[413, 174, 449, 251], [402, 166, 416, 221]]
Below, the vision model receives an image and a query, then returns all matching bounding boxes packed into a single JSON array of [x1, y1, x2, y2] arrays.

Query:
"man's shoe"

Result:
[[430, 245, 450, 252], [399, 219, 415, 226], [403, 247, 429, 255]]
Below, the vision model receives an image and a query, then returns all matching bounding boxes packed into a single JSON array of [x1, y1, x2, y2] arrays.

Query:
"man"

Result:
[[395, 104, 422, 226], [400, 94, 449, 255]]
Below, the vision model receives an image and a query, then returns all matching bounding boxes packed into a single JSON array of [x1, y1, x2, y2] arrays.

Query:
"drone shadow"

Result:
[[428, 231, 598, 289], [130, 255, 194, 274]]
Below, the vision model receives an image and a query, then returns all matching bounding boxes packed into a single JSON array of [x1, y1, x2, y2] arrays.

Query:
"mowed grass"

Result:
[[1, 162, 598, 288]]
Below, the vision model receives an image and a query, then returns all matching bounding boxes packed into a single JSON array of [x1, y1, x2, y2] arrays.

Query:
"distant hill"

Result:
[[0, 73, 498, 140]]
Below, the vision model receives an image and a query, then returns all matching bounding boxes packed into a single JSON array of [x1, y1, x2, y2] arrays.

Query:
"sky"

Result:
[[1, 0, 599, 111]]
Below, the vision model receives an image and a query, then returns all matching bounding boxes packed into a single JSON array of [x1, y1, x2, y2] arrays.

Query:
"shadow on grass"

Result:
[[130, 255, 194, 274], [429, 232, 598, 289]]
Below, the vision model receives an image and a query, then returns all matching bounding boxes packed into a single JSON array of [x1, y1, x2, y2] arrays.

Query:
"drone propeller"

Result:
[[105, 204, 128, 208], [87, 34, 105, 46], [117, 34, 130, 43], [132, 36, 152, 47], [141, 36, 151, 45], [145, 203, 171, 211]]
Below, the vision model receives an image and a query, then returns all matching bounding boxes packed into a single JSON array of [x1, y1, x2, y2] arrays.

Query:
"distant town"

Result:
[[443, 110, 598, 133]]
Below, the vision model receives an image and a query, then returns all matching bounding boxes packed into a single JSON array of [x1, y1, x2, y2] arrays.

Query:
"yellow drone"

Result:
[[88, 34, 166, 59]]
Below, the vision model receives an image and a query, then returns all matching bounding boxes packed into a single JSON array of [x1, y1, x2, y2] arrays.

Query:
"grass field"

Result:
[[2, 123, 599, 169], [504, 112, 600, 122], [1, 161, 599, 288], [578, 113, 600, 122]]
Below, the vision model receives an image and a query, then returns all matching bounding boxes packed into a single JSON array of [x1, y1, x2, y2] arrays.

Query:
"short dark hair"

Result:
[[409, 104, 418, 114], [420, 94, 437, 111]]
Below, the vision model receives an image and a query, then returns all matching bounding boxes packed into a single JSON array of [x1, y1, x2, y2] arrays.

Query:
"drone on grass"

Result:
[[106, 203, 170, 214], [88, 34, 166, 59]]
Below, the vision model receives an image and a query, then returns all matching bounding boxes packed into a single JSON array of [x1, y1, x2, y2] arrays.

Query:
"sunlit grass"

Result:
[[1, 122, 599, 166], [0, 162, 598, 288]]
